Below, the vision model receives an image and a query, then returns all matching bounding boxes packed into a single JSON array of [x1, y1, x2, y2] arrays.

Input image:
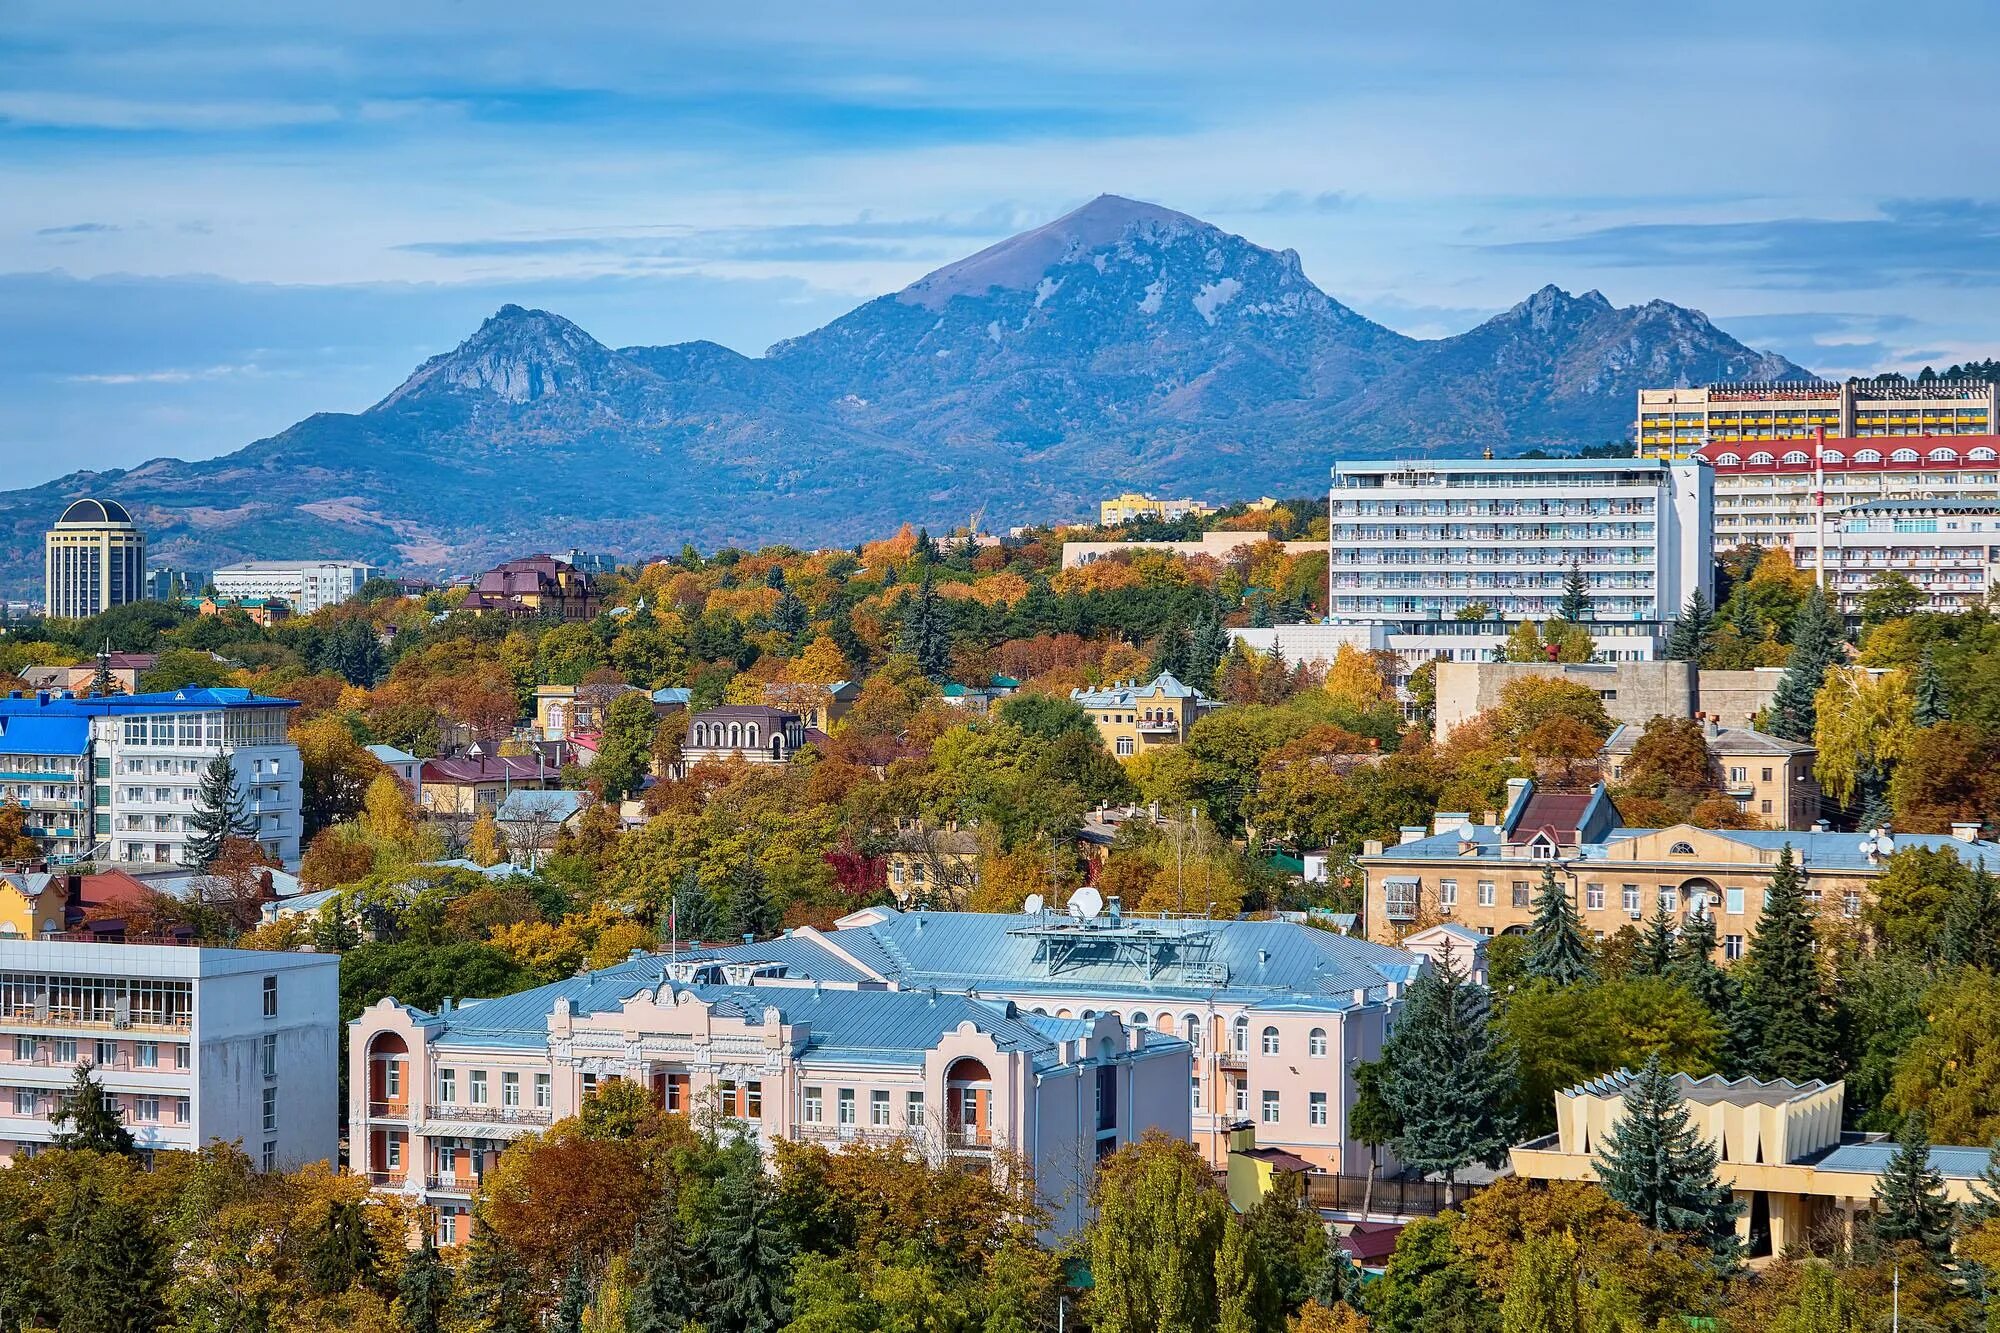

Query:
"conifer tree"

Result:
[[552, 1257, 590, 1333], [89, 647, 121, 698], [1557, 558, 1591, 624], [1592, 1053, 1741, 1266], [1248, 590, 1274, 628], [770, 588, 808, 641], [305, 1195, 383, 1295], [53, 1180, 166, 1333], [724, 859, 776, 941], [1523, 866, 1596, 987], [1187, 604, 1230, 689], [184, 752, 256, 870], [1378, 949, 1517, 1203], [898, 567, 952, 681], [1731, 845, 1835, 1081], [1151, 624, 1192, 681], [1941, 867, 2000, 971], [1770, 588, 1843, 742], [453, 1217, 535, 1333], [1635, 903, 1676, 977], [1869, 1114, 1955, 1266], [1012, 576, 1057, 637], [49, 1059, 136, 1156], [1499, 1233, 1585, 1333], [1665, 590, 1716, 663], [700, 1155, 792, 1333], [1311, 1233, 1366, 1311], [1914, 645, 1950, 725], [1666, 907, 1737, 1032], [627, 1184, 699, 1333], [395, 1226, 453, 1333]]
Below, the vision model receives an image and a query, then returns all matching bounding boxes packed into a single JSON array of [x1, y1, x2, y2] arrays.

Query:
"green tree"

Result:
[[52, 1179, 165, 1333], [1771, 1260, 1860, 1333], [592, 691, 658, 801], [1942, 866, 2000, 970], [453, 1217, 535, 1333], [1913, 644, 1950, 725], [1557, 558, 1591, 624], [1088, 1131, 1229, 1333], [1666, 908, 1736, 1027], [553, 1257, 590, 1333], [1215, 1213, 1280, 1333], [1347, 1059, 1402, 1221], [305, 1195, 383, 1295], [1244, 1169, 1321, 1316], [1731, 845, 1835, 1081], [1523, 866, 1595, 987], [995, 693, 1096, 744], [898, 568, 952, 682], [1634, 904, 1675, 978], [184, 752, 256, 870], [1664, 590, 1716, 663], [1188, 606, 1231, 689], [626, 1183, 699, 1333], [1858, 570, 1924, 627], [1770, 588, 1843, 742], [700, 1154, 793, 1333], [395, 1226, 453, 1333], [1868, 1114, 1955, 1266], [1592, 1053, 1741, 1266], [1379, 951, 1517, 1203], [49, 1060, 136, 1156], [1367, 1216, 1495, 1333], [724, 858, 778, 941], [1498, 1233, 1585, 1333]]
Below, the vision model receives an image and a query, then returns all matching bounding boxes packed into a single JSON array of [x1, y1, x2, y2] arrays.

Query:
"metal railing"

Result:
[[423, 1103, 551, 1126], [1302, 1172, 1456, 1218]]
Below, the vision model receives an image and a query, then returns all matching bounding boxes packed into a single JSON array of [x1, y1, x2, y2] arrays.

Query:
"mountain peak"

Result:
[[377, 305, 641, 408]]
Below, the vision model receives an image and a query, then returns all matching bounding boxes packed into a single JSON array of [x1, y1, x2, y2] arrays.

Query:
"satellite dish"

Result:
[[1024, 893, 1045, 915], [1456, 823, 1477, 841], [1068, 886, 1104, 921], [1876, 834, 1896, 854]]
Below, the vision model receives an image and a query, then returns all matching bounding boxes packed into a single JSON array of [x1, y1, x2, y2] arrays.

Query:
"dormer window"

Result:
[[1669, 841, 1696, 855]]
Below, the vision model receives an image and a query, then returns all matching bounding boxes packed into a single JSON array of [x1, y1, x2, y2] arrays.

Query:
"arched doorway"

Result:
[[945, 1057, 992, 1148]]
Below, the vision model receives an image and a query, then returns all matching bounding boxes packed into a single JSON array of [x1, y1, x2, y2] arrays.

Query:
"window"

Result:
[[470, 1071, 488, 1105], [385, 1063, 401, 1098], [905, 1092, 925, 1127], [1181, 1014, 1201, 1053], [1748, 452, 1774, 466], [1260, 1090, 1280, 1124], [1585, 883, 1605, 911], [871, 1090, 890, 1127], [1511, 881, 1531, 908], [1309, 1092, 1328, 1126], [261, 1086, 277, 1132], [1761, 767, 1773, 783], [175, 1097, 190, 1124], [1261, 1026, 1280, 1056], [1439, 878, 1458, 909], [1843, 891, 1861, 918], [1725, 887, 1745, 915], [534, 1073, 551, 1109], [1384, 879, 1419, 921], [1115, 738, 1134, 757], [261, 1033, 277, 1079], [1233, 1081, 1248, 1115], [1621, 885, 1640, 915], [1891, 448, 1920, 463], [1192, 1077, 1203, 1111], [1973, 448, 1998, 462], [13, 1036, 34, 1061], [1725, 934, 1745, 960], [438, 1210, 458, 1246], [1528, 842, 1555, 862], [1715, 452, 1741, 466], [12, 1089, 33, 1115], [804, 1087, 824, 1123], [1231, 1017, 1249, 1053], [1669, 841, 1696, 855], [502, 1072, 520, 1107], [1308, 1028, 1327, 1058], [1781, 450, 1809, 465], [96, 1039, 116, 1066], [1478, 880, 1496, 907], [1761, 799, 1773, 815], [135, 1096, 159, 1122], [745, 1081, 763, 1120], [262, 975, 278, 1018], [56, 1038, 76, 1064], [438, 1069, 457, 1104], [1659, 888, 1679, 913], [837, 1089, 856, 1125], [262, 1141, 277, 1173], [1855, 449, 1882, 464], [1929, 447, 1960, 462]]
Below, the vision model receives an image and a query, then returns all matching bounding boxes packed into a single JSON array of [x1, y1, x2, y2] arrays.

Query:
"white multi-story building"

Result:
[[0, 939, 339, 1169], [1799, 499, 2000, 615], [1326, 458, 1713, 625], [1639, 379, 1999, 458], [211, 561, 374, 616], [1694, 435, 2000, 555]]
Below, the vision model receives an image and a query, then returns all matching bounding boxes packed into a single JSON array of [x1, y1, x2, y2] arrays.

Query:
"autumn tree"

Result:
[[1812, 666, 1914, 812], [295, 714, 385, 840], [1887, 967, 2000, 1145], [1089, 1131, 1230, 1333], [1889, 721, 2000, 831]]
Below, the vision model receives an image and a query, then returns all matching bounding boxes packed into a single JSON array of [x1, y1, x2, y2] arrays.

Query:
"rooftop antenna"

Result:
[[1023, 893, 1044, 915], [1068, 886, 1104, 922]]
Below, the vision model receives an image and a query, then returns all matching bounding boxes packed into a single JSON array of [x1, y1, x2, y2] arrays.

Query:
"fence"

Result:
[[1302, 1172, 1455, 1218]]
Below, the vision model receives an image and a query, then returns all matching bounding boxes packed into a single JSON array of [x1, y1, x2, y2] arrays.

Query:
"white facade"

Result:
[[1798, 499, 2000, 615], [211, 561, 373, 615], [1695, 437, 2000, 555], [1230, 621, 1667, 692], [0, 939, 339, 1168], [1327, 458, 1712, 625], [98, 705, 304, 866]]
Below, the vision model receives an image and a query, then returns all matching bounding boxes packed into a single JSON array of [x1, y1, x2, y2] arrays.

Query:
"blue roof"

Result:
[[0, 713, 90, 756], [497, 789, 585, 822], [366, 743, 418, 764], [1071, 672, 1209, 709], [1816, 1142, 1998, 1181], [651, 688, 693, 706], [0, 687, 297, 717]]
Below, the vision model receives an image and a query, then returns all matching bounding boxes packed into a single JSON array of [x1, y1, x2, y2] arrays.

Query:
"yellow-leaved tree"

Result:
[[1811, 666, 1916, 809], [1324, 643, 1390, 713]]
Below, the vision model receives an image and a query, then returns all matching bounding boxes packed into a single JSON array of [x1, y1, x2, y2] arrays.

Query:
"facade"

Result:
[[1327, 458, 1712, 624], [678, 706, 808, 774], [1694, 433, 2000, 554], [1513, 1069, 1997, 1261], [1640, 379, 1999, 458], [1062, 532, 1317, 570], [1231, 622, 1670, 696], [0, 688, 305, 867], [760, 680, 860, 732], [1358, 781, 1998, 953], [350, 958, 1190, 1238], [460, 555, 599, 619], [1602, 722, 1820, 831], [211, 560, 373, 616], [1070, 673, 1217, 757], [365, 744, 423, 794], [44, 499, 146, 620], [1801, 498, 2000, 615], [534, 682, 646, 740], [0, 939, 339, 1169], [194, 594, 290, 627], [1430, 660, 1784, 739], [1097, 493, 1217, 526], [417, 755, 557, 816]]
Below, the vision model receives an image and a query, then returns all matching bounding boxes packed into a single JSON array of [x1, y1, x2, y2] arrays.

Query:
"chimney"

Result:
[[1108, 895, 1122, 921], [1362, 838, 1385, 857], [1399, 826, 1426, 845], [1952, 820, 1982, 842], [1703, 717, 1719, 740]]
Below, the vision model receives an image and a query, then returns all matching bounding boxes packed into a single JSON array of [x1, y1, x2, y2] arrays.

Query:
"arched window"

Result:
[[727, 723, 742, 747], [1820, 448, 1844, 463], [1929, 447, 1960, 462], [1261, 1026, 1280, 1056], [1971, 447, 1997, 462], [1715, 452, 1741, 466], [1130, 1012, 1150, 1031], [1308, 1028, 1327, 1058], [745, 725, 760, 746], [1855, 449, 1883, 464], [1891, 448, 1920, 463], [1155, 1012, 1174, 1034], [1181, 1014, 1201, 1052], [1080, 1009, 1096, 1020], [1669, 841, 1696, 855], [1748, 451, 1775, 466], [1231, 1016, 1249, 1053], [1781, 450, 1809, 465]]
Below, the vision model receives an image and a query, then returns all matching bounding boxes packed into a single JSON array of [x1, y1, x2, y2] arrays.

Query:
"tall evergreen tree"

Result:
[[1664, 590, 1716, 663], [1666, 907, 1737, 1032], [52, 1181, 166, 1333], [1635, 903, 1676, 977], [1187, 605, 1230, 689], [1557, 559, 1591, 624], [49, 1059, 136, 1155], [452, 1218, 534, 1333], [1523, 866, 1596, 986], [1941, 867, 2000, 971], [1914, 645, 1951, 725], [1151, 624, 1192, 680], [627, 1184, 699, 1333], [724, 859, 777, 941], [898, 567, 952, 681], [770, 588, 809, 641], [184, 752, 256, 870], [1769, 588, 1843, 742], [1592, 1053, 1741, 1266], [1731, 845, 1836, 1081], [1869, 1114, 1955, 1265], [1248, 590, 1274, 628], [1378, 948, 1517, 1202], [700, 1155, 793, 1333], [552, 1257, 590, 1333], [395, 1227, 453, 1333], [1012, 575, 1058, 637], [88, 647, 120, 698], [305, 1195, 383, 1295], [1311, 1231, 1366, 1311]]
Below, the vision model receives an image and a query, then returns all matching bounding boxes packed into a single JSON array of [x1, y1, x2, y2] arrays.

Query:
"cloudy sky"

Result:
[[5, 1, 1998, 483]]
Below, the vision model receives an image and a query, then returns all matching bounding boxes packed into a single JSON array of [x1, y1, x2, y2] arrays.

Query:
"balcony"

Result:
[[943, 1126, 992, 1152], [793, 1123, 905, 1147], [420, 1103, 550, 1127], [425, 1173, 480, 1195], [366, 1099, 413, 1120], [0, 1009, 191, 1034], [365, 1171, 410, 1188]]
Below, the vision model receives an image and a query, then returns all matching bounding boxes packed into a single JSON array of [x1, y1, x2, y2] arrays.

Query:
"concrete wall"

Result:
[[194, 951, 340, 1169], [1434, 660, 1699, 741], [1695, 669, 1785, 730]]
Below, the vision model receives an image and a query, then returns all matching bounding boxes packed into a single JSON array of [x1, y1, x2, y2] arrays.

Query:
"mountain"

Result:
[[0, 196, 1809, 591]]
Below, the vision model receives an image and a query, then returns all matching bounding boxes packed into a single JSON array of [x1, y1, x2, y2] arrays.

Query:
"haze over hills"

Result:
[[0, 195, 1809, 591]]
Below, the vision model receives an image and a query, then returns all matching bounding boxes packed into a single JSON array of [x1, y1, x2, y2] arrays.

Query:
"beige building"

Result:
[[1071, 673, 1217, 757], [1098, 492, 1216, 526], [1639, 379, 1998, 458], [44, 498, 146, 620], [1061, 531, 1319, 570], [1432, 660, 1785, 741], [1601, 722, 1820, 830], [1357, 780, 1998, 955], [1512, 1070, 1997, 1262]]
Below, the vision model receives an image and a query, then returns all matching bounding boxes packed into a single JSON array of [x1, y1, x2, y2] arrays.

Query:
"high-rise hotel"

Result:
[[44, 498, 146, 620], [1638, 378, 1997, 458]]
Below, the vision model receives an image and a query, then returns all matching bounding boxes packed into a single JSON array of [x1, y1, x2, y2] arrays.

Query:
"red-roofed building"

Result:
[[418, 754, 558, 815]]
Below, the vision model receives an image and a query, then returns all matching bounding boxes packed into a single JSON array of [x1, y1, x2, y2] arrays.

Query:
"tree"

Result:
[[51, 1178, 166, 1333], [1868, 1113, 1955, 1265], [1378, 950, 1517, 1203], [184, 752, 257, 869], [1811, 666, 1915, 811], [1731, 845, 1834, 1081], [725, 858, 777, 941], [1347, 1060, 1402, 1221], [1887, 967, 2000, 1146], [1942, 867, 2000, 971], [1592, 1053, 1741, 1266], [996, 693, 1097, 744], [1914, 645, 1950, 725], [466, 813, 506, 867], [1216, 1212, 1281, 1333], [626, 1183, 699, 1333], [1634, 904, 1675, 977], [1089, 1131, 1230, 1333], [1501, 621, 1594, 664], [553, 1257, 590, 1333], [1889, 722, 2000, 832], [49, 1060, 136, 1156], [0, 805, 43, 861], [1522, 867, 1595, 987], [1497, 1233, 1584, 1333], [452, 1217, 535, 1333], [1858, 570, 1924, 627], [395, 1226, 453, 1333], [1367, 1216, 1495, 1333], [1664, 590, 1716, 662], [700, 1154, 792, 1333], [1771, 1260, 1860, 1333], [1188, 606, 1231, 688], [1665, 907, 1736, 1024], [294, 715, 383, 841], [1557, 559, 1591, 624], [898, 568, 952, 682], [1769, 588, 1843, 742], [592, 691, 658, 800]]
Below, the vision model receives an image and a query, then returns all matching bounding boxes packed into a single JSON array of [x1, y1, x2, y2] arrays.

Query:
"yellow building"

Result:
[[1070, 673, 1217, 758], [1512, 1069, 1996, 1262], [44, 498, 146, 619], [1638, 379, 1998, 458], [1098, 493, 1216, 526], [0, 873, 66, 938], [1600, 722, 1821, 831]]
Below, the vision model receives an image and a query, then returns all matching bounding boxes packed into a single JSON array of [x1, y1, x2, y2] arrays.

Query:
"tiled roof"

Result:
[[421, 755, 556, 785]]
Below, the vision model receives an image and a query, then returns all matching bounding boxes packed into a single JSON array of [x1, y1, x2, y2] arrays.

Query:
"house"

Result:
[[18, 654, 161, 695], [495, 789, 587, 864], [366, 744, 423, 794], [460, 555, 599, 620], [939, 676, 1019, 715], [760, 680, 860, 732], [885, 821, 981, 904], [0, 873, 63, 937], [534, 682, 647, 740], [194, 594, 291, 627], [1601, 720, 1821, 830], [418, 754, 558, 815], [1070, 673, 1218, 757], [675, 706, 807, 775], [650, 687, 693, 711]]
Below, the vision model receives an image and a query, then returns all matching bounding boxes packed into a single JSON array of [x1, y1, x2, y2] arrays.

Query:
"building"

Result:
[[1512, 1069, 1997, 1261], [1098, 493, 1217, 526], [677, 706, 809, 774], [16, 654, 160, 697], [193, 594, 291, 627], [1232, 622, 1673, 698], [143, 567, 206, 602], [533, 682, 648, 740], [366, 744, 423, 794], [1070, 673, 1217, 757], [1429, 660, 1786, 740], [1694, 433, 2000, 555], [1062, 531, 1318, 570], [211, 560, 374, 616], [1640, 379, 1999, 459], [494, 789, 586, 865], [460, 555, 599, 620], [0, 939, 339, 1169], [0, 687, 305, 867], [760, 679, 860, 733], [1357, 780, 1998, 952], [417, 754, 557, 816], [1602, 722, 1820, 830], [44, 499, 146, 620], [1798, 498, 2000, 615], [1327, 458, 1712, 625], [349, 956, 1190, 1239]]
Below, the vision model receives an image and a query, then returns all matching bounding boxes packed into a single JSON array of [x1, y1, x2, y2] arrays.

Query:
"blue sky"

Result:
[[5, 0, 1998, 482]]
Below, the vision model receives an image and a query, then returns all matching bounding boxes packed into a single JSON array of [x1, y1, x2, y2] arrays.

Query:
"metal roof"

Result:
[[1376, 825, 2000, 873], [0, 714, 90, 756], [1816, 1142, 1998, 1181]]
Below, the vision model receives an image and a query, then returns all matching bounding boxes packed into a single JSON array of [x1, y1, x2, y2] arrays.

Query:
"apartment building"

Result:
[[1326, 458, 1712, 624], [350, 956, 1191, 1239], [1357, 780, 1998, 954], [1800, 498, 2000, 615], [1097, 492, 1217, 526], [1695, 434, 2000, 554], [1639, 379, 1999, 458], [44, 499, 147, 620], [675, 706, 810, 775], [210, 560, 374, 616], [1601, 722, 1820, 831], [0, 688, 305, 867], [1070, 673, 1217, 757], [0, 939, 339, 1168]]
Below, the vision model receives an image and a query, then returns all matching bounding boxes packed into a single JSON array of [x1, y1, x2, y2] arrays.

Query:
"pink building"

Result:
[[349, 956, 1189, 1240]]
